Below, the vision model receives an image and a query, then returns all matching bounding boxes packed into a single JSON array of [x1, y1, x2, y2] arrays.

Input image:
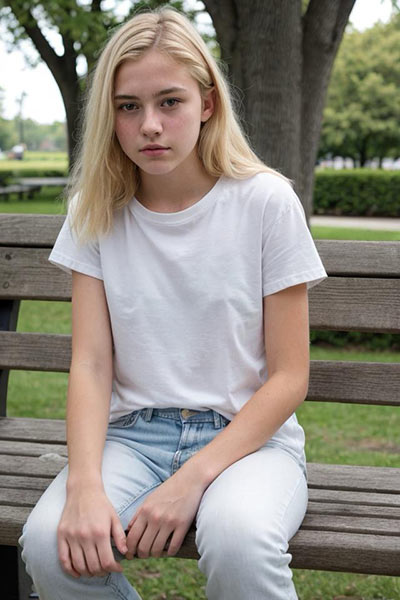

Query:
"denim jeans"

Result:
[[19, 407, 308, 599]]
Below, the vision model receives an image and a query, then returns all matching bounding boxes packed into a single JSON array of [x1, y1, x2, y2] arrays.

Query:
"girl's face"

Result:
[[113, 50, 214, 179]]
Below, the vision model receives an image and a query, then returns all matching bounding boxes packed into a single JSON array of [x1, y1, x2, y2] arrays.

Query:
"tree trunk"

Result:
[[204, 0, 356, 222], [7, 6, 81, 169]]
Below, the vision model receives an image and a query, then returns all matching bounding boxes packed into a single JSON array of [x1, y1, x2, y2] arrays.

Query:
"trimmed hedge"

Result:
[[311, 330, 399, 352], [0, 168, 68, 185], [314, 169, 400, 217]]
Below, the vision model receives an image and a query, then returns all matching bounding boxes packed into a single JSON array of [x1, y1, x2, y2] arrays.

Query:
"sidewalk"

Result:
[[310, 215, 400, 231]]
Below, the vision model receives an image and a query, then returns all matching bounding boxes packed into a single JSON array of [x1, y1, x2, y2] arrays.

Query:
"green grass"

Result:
[[0, 186, 66, 214], [312, 225, 400, 242], [3, 190, 400, 599], [0, 151, 68, 173]]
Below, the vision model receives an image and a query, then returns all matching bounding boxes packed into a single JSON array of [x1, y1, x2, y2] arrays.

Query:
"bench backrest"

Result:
[[0, 213, 399, 416]]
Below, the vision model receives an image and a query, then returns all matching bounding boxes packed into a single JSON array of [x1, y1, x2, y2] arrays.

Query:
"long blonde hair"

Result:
[[68, 6, 292, 241]]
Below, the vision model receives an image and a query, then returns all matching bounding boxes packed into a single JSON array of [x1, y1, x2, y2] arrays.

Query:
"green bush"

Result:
[[311, 329, 399, 351], [314, 169, 400, 217]]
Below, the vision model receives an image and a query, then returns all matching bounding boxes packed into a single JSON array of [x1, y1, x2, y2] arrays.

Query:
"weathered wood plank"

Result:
[[316, 240, 400, 277], [0, 475, 53, 491], [288, 529, 400, 575], [1, 248, 400, 333], [0, 440, 67, 457], [0, 332, 71, 371], [308, 487, 400, 507], [307, 501, 400, 519], [0, 455, 67, 478], [307, 360, 400, 405], [0, 418, 66, 443], [308, 277, 400, 332], [1, 218, 399, 277], [0, 247, 71, 300], [0, 488, 43, 507], [301, 514, 400, 536], [0, 506, 31, 545], [3, 506, 400, 577], [307, 463, 400, 493], [1, 348, 399, 406], [0, 214, 65, 247]]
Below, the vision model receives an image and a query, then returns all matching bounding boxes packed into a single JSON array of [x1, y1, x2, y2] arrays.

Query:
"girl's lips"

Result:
[[141, 148, 169, 156]]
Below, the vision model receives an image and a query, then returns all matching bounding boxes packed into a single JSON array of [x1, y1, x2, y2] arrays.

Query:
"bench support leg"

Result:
[[1, 546, 36, 599]]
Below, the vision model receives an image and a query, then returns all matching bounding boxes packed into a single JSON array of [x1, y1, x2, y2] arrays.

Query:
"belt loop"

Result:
[[213, 410, 221, 429], [143, 408, 153, 422]]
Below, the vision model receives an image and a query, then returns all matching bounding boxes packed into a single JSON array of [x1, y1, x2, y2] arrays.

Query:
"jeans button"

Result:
[[181, 409, 196, 419]]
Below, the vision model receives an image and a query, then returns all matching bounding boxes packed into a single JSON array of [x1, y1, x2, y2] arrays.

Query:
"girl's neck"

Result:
[[136, 163, 219, 214]]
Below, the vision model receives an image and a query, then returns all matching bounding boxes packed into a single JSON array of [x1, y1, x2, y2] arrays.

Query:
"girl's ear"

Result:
[[201, 87, 216, 123]]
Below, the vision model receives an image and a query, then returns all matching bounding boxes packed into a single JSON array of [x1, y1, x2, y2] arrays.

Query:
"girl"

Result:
[[20, 7, 328, 600]]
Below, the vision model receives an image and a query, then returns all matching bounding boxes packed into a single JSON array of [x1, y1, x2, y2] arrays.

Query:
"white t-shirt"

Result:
[[49, 172, 328, 469]]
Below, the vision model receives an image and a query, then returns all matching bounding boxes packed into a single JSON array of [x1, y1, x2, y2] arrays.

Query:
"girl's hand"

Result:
[[125, 469, 206, 559], [57, 486, 128, 578]]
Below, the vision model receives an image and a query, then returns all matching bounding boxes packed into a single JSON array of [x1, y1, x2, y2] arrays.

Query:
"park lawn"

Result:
[[3, 195, 400, 599]]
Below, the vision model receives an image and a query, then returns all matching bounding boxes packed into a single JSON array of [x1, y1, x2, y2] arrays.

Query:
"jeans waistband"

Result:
[[141, 407, 229, 429]]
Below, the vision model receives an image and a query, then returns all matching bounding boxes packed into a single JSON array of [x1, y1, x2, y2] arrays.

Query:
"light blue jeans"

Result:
[[19, 407, 308, 599]]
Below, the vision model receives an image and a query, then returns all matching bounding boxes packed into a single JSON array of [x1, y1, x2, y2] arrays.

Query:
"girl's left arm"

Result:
[[126, 282, 310, 559]]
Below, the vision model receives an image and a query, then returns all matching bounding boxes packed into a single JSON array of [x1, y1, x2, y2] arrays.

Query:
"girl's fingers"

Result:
[[166, 525, 188, 557], [149, 525, 174, 558], [81, 542, 106, 577], [69, 542, 91, 577], [97, 536, 124, 574], [58, 537, 80, 578], [111, 514, 128, 556], [126, 515, 147, 559]]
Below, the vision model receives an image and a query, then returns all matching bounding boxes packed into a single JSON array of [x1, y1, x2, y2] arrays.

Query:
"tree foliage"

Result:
[[320, 12, 400, 166]]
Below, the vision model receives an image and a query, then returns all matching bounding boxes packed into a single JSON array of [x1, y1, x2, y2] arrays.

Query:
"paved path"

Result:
[[310, 215, 400, 231]]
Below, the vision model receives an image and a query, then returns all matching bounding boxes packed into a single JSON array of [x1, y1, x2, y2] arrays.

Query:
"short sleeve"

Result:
[[48, 211, 103, 280], [262, 189, 328, 297]]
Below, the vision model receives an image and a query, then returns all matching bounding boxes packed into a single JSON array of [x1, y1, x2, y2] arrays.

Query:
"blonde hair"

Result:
[[68, 6, 292, 241]]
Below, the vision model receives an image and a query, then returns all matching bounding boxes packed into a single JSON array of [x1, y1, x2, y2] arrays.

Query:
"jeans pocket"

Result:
[[108, 410, 141, 429]]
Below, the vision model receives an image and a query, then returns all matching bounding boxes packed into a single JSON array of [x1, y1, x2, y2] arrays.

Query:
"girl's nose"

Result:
[[140, 109, 162, 137]]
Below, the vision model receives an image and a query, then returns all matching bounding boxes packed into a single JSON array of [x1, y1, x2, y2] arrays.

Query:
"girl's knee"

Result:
[[20, 503, 62, 578]]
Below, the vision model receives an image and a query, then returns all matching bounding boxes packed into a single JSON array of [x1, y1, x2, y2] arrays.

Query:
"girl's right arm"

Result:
[[57, 271, 127, 578]]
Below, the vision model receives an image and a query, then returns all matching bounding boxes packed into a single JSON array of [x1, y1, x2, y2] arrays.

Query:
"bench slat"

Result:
[[307, 501, 400, 519], [302, 513, 400, 536], [0, 418, 66, 443], [309, 277, 400, 332], [1, 506, 399, 576], [0, 488, 43, 507], [288, 529, 400, 575], [1, 215, 399, 277], [0, 214, 65, 247], [1, 344, 399, 405], [317, 239, 400, 277], [0, 455, 67, 478], [307, 462, 400, 493], [0, 475, 54, 491], [0, 247, 71, 300], [308, 488, 400, 507], [307, 360, 400, 405], [0, 332, 71, 371], [0, 440, 67, 457], [2, 247, 400, 333]]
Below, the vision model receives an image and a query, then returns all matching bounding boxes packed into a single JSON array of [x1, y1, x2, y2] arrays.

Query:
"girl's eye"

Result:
[[162, 98, 180, 108], [118, 103, 137, 112]]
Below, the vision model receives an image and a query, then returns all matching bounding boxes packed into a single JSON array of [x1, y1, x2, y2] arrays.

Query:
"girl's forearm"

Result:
[[65, 361, 112, 491], [180, 370, 309, 488]]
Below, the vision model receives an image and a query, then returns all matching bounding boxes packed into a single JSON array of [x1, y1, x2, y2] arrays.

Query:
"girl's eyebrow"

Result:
[[114, 86, 188, 100]]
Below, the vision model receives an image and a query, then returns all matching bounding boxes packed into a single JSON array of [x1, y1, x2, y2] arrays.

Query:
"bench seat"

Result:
[[1, 416, 399, 575]]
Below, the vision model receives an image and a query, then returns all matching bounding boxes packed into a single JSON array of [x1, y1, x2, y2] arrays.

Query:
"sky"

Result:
[[0, 0, 395, 125]]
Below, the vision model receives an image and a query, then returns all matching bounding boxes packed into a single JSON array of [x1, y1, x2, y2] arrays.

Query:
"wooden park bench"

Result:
[[0, 185, 42, 202], [0, 212, 399, 599]]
